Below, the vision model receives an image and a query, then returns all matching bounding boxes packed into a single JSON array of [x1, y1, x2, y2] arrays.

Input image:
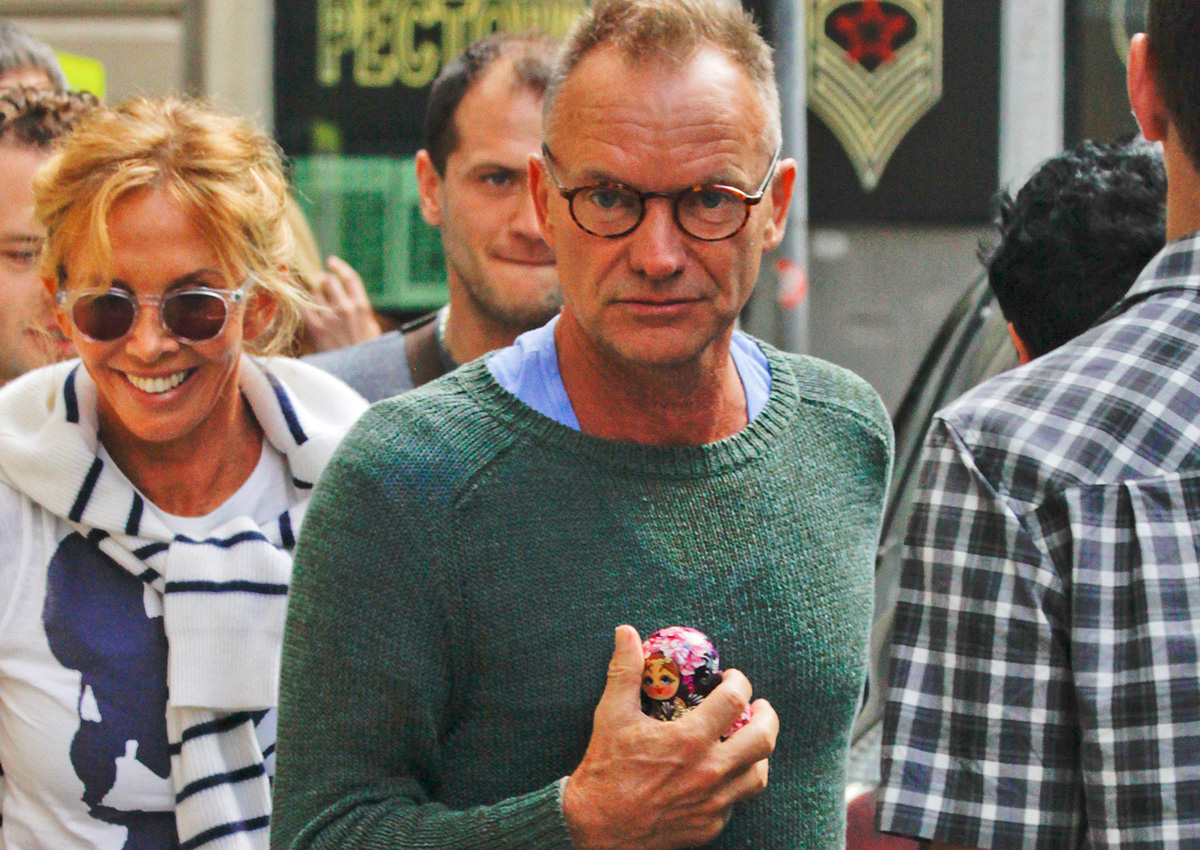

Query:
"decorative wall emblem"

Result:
[[808, 0, 943, 191]]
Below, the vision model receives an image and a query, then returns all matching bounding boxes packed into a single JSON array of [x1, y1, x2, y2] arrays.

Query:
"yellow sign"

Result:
[[318, 0, 586, 89], [57, 52, 106, 99]]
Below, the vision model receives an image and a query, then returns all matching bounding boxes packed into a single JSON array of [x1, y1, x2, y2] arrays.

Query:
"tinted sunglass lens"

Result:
[[162, 291, 228, 341], [74, 292, 136, 341]]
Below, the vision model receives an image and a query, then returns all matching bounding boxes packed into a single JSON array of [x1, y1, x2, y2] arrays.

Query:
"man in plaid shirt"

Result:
[[879, 3, 1200, 847]]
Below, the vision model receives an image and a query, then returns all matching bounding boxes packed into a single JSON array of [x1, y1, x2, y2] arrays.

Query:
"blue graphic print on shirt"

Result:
[[42, 532, 178, 849]]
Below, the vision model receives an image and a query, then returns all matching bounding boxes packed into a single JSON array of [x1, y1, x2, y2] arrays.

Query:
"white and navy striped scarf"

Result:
[[0, 356, 366, 850]]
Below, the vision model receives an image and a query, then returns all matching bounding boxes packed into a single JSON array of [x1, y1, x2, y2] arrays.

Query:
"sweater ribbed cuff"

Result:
[[488, 780, 577, 850]]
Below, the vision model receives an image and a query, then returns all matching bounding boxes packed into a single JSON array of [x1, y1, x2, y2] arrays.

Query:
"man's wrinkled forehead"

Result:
[[547, 46, 776, 153], [545, 46, 773, 163]]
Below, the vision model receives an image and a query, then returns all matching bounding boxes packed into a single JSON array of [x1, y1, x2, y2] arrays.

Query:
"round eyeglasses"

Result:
[[541, 144, 781, 242], [57, 278, 252, 343]]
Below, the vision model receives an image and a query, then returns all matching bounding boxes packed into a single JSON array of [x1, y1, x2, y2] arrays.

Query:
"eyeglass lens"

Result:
[[571, 185, 748, 240], [72, 290, 232, 342]]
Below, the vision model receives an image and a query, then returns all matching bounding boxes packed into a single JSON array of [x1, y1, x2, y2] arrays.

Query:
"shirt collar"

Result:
[[1098, 230, 1200, 324]]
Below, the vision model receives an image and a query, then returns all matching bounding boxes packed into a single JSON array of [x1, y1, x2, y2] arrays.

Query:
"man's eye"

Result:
[[590, 189, 620, 209], [695, 188, 734, 210], [4, 249, 38, 267], [584, 187, 635, 212], [481, 171, 515, 188]]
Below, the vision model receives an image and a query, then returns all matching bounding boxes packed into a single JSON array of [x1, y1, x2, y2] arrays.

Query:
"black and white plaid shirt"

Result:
[[879, 233, 1200, 849]]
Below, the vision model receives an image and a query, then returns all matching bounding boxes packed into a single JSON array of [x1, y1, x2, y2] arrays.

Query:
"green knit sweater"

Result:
[[271, 343, 892, 850]]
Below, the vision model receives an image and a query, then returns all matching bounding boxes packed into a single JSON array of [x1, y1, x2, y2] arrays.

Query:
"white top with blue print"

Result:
[[0, 444, 289, 850]]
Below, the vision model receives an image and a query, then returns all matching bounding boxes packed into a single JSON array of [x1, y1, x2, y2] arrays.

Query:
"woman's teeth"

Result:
[[127, 370, 189, 394]]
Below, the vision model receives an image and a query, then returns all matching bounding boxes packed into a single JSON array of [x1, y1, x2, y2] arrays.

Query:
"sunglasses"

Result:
[[56, 278, 251, 344]]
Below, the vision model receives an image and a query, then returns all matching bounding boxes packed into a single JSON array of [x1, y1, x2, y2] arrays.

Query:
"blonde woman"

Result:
[[0, 97, 365, 849]]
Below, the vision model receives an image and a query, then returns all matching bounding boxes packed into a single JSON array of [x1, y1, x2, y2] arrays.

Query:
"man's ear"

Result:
[[761, 157, 797, 252], [528, 152, 556, 249], [1007, 322, 1033, 365], [1129, 33, 1170, 143], [415, 149, 444, 227]]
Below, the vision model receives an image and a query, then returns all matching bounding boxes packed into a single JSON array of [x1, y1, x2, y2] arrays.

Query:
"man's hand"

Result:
[[301, 255, 383, 352], [562, 625, 778, 850]]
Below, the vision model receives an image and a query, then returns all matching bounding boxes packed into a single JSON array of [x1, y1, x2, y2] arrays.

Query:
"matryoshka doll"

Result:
[[640, 626, 726, 722]]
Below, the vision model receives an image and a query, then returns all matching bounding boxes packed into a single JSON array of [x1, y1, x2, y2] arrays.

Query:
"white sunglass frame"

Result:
[[56, 276, 253, 343]]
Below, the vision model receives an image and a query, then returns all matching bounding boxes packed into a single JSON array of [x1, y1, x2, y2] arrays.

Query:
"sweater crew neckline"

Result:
[[458, 342, 802, 478]]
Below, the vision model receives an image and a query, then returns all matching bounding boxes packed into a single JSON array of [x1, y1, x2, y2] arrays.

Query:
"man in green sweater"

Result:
[[271, 1, 892, 848]]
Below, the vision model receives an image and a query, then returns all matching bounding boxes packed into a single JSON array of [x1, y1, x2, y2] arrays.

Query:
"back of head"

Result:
[[0, 86, 96, 151], [1147, 0, 1200, 170], [423, 32, 559, 175], [544, 0, 780, 151], [33, 97, 304, 354], [982, 139, 1167, 359], [0, 21, 67, 91]]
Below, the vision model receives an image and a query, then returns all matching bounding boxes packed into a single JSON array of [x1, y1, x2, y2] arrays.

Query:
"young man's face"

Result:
[[418, 57, 561, 333], [0, 141, 72, 384]]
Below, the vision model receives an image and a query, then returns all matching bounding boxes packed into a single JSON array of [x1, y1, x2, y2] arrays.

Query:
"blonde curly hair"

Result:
[[33, 97, 306, 355]]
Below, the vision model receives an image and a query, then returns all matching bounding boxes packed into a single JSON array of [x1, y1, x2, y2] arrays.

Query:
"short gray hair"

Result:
[[0, 22, 67, 91], [544, 0, 780, 153]]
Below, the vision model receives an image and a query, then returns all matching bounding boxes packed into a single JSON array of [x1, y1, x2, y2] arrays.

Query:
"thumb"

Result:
[[596, 625, 645, 721]]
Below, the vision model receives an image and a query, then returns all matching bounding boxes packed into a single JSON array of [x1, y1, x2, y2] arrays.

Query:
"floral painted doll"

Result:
[[640, 627, 725, 721]]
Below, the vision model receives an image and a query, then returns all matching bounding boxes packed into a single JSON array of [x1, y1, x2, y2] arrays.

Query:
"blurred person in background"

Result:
[[284, 196, 383, 354], [304, 32, 562, 401], [879, 2, 1200, 845], [0, 24, 74, 828], [0, 97, 365, 850], [0, 87, 96, 387], [0, 20, 67, 91], [984, 137, 1167, 364], [845, 137, 1167, 850]]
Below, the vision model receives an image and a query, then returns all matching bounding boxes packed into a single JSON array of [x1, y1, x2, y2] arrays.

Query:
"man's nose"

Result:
[[627, 198, 686, 281]]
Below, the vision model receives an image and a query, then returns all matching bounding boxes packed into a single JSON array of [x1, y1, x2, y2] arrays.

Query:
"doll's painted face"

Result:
[[642, 653, 681, 701]]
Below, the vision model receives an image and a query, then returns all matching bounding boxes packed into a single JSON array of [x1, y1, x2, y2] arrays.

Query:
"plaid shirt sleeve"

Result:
[[877, 416, 1085, 848]]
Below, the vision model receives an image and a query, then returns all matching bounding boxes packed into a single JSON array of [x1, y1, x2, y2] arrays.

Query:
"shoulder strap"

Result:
[[404, 315, 447, 388]]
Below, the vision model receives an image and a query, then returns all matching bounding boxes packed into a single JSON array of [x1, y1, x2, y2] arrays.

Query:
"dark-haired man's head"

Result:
[[0, 87, 96, 384], [982, 139, 1166, 363], [414, 34, 563, 364], [0, 21, 67, 91], [422, 33, 557, 176]]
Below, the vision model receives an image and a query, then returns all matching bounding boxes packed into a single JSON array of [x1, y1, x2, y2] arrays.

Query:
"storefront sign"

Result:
[[316, 0, 584, 89], [276, 0, 584, 155]]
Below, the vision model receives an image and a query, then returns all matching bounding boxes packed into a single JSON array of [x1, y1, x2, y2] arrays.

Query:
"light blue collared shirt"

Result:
[[486, 315, 771, 430]]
